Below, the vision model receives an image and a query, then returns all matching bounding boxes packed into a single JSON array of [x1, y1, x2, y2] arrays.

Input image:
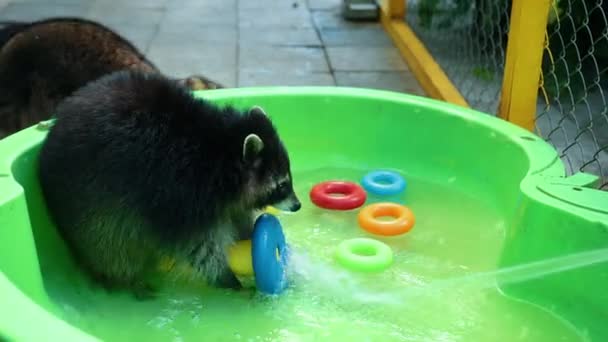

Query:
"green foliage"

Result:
[[417, 0, 441, 28], [472, 67, 495, 82]]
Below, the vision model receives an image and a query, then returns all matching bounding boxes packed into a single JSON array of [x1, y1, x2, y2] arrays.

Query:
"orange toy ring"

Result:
[[358, 203, 415, 236]]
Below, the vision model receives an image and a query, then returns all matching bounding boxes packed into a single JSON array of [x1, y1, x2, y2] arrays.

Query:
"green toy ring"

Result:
[[334, 238, 393, 273]]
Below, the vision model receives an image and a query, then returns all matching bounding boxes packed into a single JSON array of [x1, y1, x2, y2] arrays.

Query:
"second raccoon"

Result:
[[0, 17, 223, 138]]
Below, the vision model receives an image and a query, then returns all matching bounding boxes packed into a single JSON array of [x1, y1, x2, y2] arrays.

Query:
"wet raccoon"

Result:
[[0, 17, 223, 139], [38, 70, 300, 298]]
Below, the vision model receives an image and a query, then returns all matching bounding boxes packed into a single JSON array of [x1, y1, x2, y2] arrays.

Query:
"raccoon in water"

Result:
[[38, 70, 301, 298]]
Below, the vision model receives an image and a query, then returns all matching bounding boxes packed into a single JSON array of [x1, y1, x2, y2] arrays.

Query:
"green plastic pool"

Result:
[[1, 87, 607, 341]]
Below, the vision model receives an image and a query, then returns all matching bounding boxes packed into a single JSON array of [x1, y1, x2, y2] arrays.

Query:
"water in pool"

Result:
[[43, 168, 584, 341]]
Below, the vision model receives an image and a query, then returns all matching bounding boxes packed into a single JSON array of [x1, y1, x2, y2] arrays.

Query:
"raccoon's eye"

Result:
[[277, 180, 288, 191]]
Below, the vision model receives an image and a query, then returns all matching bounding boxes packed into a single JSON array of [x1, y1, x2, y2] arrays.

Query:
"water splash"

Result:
[[431, 247, 608, 293], [286, 246, 608, 307], [286, 247, 398, 304]]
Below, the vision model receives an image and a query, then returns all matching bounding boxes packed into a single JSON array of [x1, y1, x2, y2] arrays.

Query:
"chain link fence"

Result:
[[404, 0, 608, 189], [404, 0, 510, 114], [536, 0, 608, 189]]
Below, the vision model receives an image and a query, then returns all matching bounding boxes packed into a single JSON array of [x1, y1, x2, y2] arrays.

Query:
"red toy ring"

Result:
[[310, 181, 367, 210]]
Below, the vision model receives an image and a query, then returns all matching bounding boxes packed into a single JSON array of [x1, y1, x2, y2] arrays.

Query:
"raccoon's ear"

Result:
[[243, 133, 264, 163], [249, 106, 268, 116]]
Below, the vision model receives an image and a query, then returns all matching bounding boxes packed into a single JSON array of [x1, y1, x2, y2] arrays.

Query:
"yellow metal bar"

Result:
[[385, 0, 405, 18], [498, 0, 552, 131], [379, 2, 468, 107]]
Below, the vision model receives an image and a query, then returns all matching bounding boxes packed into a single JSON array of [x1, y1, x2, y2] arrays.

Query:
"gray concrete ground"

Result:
[[0, 0, 425, 94]]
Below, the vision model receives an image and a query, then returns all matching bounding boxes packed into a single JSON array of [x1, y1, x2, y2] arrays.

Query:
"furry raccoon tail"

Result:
[[0, 21, 29, 48]]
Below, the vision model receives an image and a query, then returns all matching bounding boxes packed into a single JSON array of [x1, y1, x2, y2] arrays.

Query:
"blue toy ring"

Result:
[[361, 171, 406, 196], [252, 213, 289, 294]]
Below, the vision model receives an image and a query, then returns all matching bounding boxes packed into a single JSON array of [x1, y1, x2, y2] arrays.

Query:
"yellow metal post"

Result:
[[379, 0, 468, 107], [498, 0, 552, 131], [386, 0, 405, 18]]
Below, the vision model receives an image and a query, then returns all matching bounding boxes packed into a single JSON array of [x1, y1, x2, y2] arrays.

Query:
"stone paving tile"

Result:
[[165, 0, 235, 11], [148, 44, 237, 87], [239, 27, 321, 46], [148, 43, 237, 70], [153, 24, 237, 47], [311, 8, 377, 29], [308, 0, 341, 10], [0, 0, 425, 96], [0, 2, 90, 21], [239, 46, 329, 73], [239, 8, 313, 28], [9, 0, 96, 5], [335, 71, 424, 95], [163, 6, 236, 27], [240, 0, 306, 11], [319, 26, 392, 46], [239, 71, 335, 87], [327, 46, 408, 71], [113, 0, 169, 9], [91, 0, 168, 9], [85, 4, 163, 29], [116, 25, 158, 52], [148, 43, 237, 86]]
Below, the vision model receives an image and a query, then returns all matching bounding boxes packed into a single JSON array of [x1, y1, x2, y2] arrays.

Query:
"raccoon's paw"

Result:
[[177, 75, 225, 91]]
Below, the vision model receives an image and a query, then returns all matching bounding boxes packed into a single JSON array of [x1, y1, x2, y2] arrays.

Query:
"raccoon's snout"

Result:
[[273, 193, 301, 212], [289, 200, 301, 212]]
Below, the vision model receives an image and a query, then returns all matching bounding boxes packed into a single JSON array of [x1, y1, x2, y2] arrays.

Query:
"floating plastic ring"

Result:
[[334, 238, 393, 273], [310, 181, 367, 210], [358, 203, 415, 236], [251, 213, 289, 294], [361, 170, 406, 196]]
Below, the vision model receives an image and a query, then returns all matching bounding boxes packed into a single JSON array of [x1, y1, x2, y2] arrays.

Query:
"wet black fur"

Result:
[[38, 70, 295, 297]]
